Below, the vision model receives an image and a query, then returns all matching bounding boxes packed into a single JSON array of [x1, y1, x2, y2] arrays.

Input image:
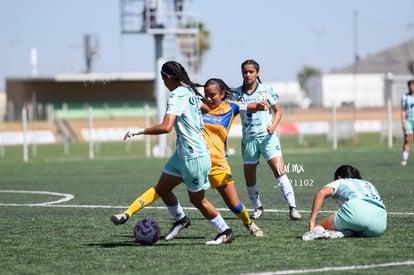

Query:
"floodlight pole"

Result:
[[352, 9, 359, 143], [120, 0, 200, 158]]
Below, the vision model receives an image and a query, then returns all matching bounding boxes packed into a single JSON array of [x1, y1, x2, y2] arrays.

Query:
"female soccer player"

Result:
[[302, 165, 387, 241], [191, 78, 267, 237], [111, 61, 235, 245], [401, 79, 414, 166], [233, 59, 301, 220], [112, 77, 267, 239]]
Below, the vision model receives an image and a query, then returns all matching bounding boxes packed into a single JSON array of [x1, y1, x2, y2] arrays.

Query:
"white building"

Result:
[[307, 39, 414, 108], [265, 81, 311, 108], [307, 73, 412, 108], [307, 74, 384, 108]]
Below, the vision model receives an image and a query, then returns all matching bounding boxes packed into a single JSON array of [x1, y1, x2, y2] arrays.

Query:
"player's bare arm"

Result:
[[401, 107, 406, 132], [267, 103, 282, 134], [124, 114, 176, 140], [247, 100, 270, 112], [309, 187, 334, 231]]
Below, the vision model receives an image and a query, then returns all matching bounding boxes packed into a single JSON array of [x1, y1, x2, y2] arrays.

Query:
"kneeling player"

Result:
[[302, 165, 387, 241]]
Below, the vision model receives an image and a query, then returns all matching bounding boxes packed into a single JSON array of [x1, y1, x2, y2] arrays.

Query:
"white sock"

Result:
[[246, 185, 262, 208], [403, 151, 409, 161], [207, 213, 229, 233], [278, 175, 296, 208], [167, 201, 186, 221]]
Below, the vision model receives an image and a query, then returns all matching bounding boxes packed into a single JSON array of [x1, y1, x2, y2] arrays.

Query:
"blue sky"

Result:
[[1, 0, 413, 90]]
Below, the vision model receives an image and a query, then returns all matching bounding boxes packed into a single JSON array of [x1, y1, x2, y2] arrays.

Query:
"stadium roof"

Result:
[[6, 72, 155, 82], [54, 72, 155, 82], [331, 39, 414, 75]]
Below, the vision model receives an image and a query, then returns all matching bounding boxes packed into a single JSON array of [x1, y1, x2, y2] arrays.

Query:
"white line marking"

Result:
[[0, 190, 412, 215], [1, 190, 412, 275], [0, 201, 412, 215], [0, 190, 74, 206], [244, 260, 414, 275]]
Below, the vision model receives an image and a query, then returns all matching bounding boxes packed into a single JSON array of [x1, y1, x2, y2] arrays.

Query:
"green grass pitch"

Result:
[[0, 136, 413, 274]]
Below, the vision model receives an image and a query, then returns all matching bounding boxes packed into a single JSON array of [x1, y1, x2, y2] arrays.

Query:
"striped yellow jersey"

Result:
[[202, 101, 239, 167]]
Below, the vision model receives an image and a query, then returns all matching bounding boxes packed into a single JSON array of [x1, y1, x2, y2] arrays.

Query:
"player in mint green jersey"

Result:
[[111, 61, 235, 245], [302, 165, 387, 241], [233, 59, 301, 220], [401, 79, 414, 166]]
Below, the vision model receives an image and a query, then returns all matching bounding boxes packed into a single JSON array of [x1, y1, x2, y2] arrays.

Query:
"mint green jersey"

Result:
[[401, 92, 414, 121], [165, 86, 209, 160], [326, 178, 385, 209], [234, 82, 279, 139]]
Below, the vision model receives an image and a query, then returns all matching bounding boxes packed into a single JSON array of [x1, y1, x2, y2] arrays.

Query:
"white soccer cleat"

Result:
[[401, 160, 408, 166], [246, 222, 264, 237], [302, 229, 345, 241], [164, 216, 191, 241], [206, 228, 236, 245], [302, 230, 326, 241], [250, 206, 264, 220], [324, 230, 345, 239], [289, 207, 302, 220]]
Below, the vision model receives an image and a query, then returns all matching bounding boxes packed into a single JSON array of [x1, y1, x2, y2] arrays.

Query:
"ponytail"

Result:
[[161, 61, 204, 99]]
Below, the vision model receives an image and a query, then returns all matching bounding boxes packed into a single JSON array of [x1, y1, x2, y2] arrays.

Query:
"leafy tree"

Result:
[[297, 65, 321, 92]]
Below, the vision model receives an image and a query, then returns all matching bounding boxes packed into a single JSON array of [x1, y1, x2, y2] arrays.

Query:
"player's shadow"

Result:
[[84, 234, 206, 248]]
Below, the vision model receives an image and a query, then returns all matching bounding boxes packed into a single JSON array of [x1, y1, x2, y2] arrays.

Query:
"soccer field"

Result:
[[1, 139, 413, 274]]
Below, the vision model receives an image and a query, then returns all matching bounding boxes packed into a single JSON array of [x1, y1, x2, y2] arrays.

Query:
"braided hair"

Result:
[[334, 165, 362, 180], [241, 59, 262, 84], [204, 78, 238, 100], [161, 61, 204, 98]]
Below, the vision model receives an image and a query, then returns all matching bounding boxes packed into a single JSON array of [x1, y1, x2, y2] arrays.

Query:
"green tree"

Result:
[[297, 65, 321, 92], [178, 21, 210, 73]]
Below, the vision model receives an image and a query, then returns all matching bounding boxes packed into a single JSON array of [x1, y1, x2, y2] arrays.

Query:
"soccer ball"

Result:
[[134, 218, 160, 245]]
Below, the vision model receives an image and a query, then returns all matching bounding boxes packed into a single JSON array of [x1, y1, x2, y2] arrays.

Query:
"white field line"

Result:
[[0, 190, 413, 215], [0, 190, 74, 206], [243, 260, 414, 275], [1, 190, 413, 274]]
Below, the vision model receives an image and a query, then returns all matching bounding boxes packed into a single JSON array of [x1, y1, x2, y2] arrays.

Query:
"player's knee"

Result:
[[230, 202, 244, 214], [189, 195, 207, 209]]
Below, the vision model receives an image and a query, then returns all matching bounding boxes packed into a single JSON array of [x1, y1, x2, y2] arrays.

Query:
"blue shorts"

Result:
[[241, 134, 282, 164], [404, 120, 414, 134], [163, 151, 211, 192], [334, 199, 387, 237]]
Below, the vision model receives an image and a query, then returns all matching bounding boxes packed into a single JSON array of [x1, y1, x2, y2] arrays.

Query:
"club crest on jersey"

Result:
[[189, 96, 198, 105]]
